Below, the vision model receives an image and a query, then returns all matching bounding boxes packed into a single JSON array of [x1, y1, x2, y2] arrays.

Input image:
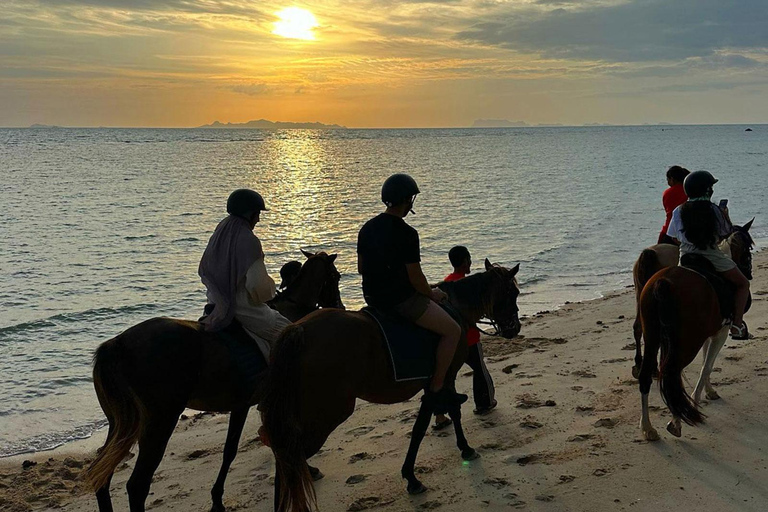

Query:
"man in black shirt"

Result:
[[357, 174, 464, 409]]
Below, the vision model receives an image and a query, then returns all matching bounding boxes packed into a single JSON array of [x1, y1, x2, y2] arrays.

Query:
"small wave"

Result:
[[0, 419, 108, 458], [173, 237, 200, 243], [179, 212, 203, 216], [124, 234, 157, 240], [0, 304, 157, 338]]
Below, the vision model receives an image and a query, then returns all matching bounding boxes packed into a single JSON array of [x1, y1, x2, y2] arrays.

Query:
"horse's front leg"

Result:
[[211, 408, 249, 512], [401, 397, 434, 495], [447, 403, 479, 461], [693, 326, 729, 404]]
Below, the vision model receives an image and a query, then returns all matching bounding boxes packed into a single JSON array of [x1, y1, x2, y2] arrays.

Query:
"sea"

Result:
[[1, 125, 766, 457]]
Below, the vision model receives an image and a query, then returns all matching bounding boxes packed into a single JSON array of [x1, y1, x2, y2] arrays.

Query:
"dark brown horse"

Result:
[[84, 251, 342, 512], [260, 259, 521, 512], [637, 223, 754, 441]]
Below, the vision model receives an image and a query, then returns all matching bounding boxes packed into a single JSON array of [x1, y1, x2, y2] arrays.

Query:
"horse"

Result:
[[84, 251, 343, 512], [630, 218, 754, 378], [259, 259, 522, 512], [637, 222, 755, 441]]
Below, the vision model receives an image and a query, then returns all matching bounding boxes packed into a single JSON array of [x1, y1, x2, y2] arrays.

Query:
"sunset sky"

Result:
[[2, 0, 767, 128]]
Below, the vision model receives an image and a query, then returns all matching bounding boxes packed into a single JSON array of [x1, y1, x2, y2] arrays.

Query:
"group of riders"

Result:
[[197, 167, 750, 421]]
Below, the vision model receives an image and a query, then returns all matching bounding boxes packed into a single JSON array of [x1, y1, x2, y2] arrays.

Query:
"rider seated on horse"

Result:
[[198, 189, 291, 359], [666, 171, 750, 340], [357, 173, 466, 410], [658, 165, 690, 245], [279, 260, 302, 289]]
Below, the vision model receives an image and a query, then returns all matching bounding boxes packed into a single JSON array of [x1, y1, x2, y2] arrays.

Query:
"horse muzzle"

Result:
[[500, 319, 521, 339]]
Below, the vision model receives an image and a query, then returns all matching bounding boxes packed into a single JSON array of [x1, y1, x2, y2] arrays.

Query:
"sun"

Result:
[[272, 7, 319, 40]]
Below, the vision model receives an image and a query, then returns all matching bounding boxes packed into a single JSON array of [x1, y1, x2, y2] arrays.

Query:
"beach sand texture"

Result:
[[2, 251, 767, 512]]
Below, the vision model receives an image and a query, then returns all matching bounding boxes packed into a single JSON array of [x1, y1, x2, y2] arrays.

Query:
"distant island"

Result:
[[29, 124, 62, 129], [198, 119, 346, 129], [472, 119, 529, 128]]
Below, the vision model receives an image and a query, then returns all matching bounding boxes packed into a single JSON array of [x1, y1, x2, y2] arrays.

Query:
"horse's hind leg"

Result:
[[211, 407, 249, 512], [126, 412, 180, 512], [447, 404, 478, 461], [694, 326, 729, 403], [95, 424, 116, 512], [401, 398, 434, 495], [639, 338, 660, 441], [632, 316, 643, 379]]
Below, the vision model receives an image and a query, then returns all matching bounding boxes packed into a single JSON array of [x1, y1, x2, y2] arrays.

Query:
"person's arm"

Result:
[[245, 256, 276, 304], [406, 263, 447, 302]]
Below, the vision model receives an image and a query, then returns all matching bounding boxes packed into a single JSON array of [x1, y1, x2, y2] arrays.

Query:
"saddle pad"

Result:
[[216, 321, 268, 400], [362, 307, 439, 382], [680, 254, 751, 319]]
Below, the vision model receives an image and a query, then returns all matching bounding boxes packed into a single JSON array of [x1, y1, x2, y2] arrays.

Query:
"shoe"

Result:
[[432, 417, 453, 430], [730, 321, 749, 340], [473, 399, 498, 416]]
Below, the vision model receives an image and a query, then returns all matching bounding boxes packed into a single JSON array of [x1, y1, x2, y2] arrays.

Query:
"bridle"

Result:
[[476, 267, 520, 338]]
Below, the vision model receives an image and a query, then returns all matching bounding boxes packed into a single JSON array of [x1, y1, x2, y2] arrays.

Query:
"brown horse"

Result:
[[84, 251, 342, 512], [637, 222, 755, 441], [260, 259, 521, 512]]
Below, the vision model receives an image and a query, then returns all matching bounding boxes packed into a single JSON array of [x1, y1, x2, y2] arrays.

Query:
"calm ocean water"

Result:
[[1, 125, 766, 456]]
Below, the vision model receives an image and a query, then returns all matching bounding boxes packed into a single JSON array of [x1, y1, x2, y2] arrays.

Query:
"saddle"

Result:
[[680, 254, 751, 320], [199, 305, 267, 397], [362, 304, 462, 382]]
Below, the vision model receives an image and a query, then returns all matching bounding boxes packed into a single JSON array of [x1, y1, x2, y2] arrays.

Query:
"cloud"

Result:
[[231, 83, 271, 96], [456, 0, 768, 62]]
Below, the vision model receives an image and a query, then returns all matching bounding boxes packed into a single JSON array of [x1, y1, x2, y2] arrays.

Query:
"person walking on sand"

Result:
[[658, 165, 690, 245], [278, 260, 302, 289], [433, 246, 497, 430], [199, 189, 291, 360], [666, 171, 750, 340], [357, 174, 466, 411]]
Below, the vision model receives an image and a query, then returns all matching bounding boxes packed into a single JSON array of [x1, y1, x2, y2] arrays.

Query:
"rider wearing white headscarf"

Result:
[[199, 189, 291, 359]]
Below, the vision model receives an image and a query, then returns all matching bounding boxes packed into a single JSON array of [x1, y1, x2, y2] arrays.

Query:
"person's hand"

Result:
[[430, 288, 448, 303]]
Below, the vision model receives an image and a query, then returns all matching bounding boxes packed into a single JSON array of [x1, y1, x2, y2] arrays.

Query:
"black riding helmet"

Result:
[[683, 171, 718, 199], [381, 173, 420, 206], [227, 189, 268, 218]]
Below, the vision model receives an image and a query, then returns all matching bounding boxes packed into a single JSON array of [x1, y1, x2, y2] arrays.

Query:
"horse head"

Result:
[[728, 218, 755, 280], [483, 258, 522, 339], [300, 250, 345, 309]]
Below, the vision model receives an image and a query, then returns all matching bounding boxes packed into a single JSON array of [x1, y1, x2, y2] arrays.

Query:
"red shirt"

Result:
[[444, 272, 480, 346], [661, 184, 687, 237]]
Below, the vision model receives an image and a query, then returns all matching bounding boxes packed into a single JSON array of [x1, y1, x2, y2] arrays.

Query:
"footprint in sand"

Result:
[[348, 452, 375, 464], [572, 369, 597, 378], [346, 426, 375, 437], [519, 417, 543, 429], [346, 474, 367, 485], [348, 496, 394, 511], [483, 477, 510, 488], [419, 501, 442, 510], [567, 434, 594, 442], [593, 418, 617, 429], [186, 449, 210, 460], [558, 474, 576, 483]]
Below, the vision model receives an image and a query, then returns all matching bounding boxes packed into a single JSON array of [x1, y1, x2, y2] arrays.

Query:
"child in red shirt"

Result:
[[433, 246, 497, 430], [658, 165, 690, 244]]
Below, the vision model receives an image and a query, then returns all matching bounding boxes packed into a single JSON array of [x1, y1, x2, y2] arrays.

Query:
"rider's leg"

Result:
[[721, 267, 749, 331], [414, 300, 461, 393]]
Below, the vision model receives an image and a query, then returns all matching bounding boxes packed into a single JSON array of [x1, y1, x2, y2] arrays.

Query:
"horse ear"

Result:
[[744, 218, 755, 231], [301, 249, 314, 259], [485, 258, 493, 271], [328, 253, 338, 263], [510, 263, 520, 276]]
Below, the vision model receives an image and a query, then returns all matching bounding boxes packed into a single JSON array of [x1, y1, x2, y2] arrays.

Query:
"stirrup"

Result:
[[730, 321, 749, 340]]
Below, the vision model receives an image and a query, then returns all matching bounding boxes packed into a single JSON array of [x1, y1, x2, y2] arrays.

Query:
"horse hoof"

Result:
[[407, 481, 427, 495], [210, 503, 225, 512], [666, 421, 682, 438], [631, 366, 640, 379], [308, 465, 324, 482], [461, 448, 480, 461], [643, 428, 660, 442], [706, 390, 720, 401]]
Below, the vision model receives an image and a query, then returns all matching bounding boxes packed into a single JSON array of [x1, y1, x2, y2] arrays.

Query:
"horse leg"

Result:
[[695, 326, 729, 403], [447, 403, 479, 461], [639, 340, 660, 441], [308, 464, 324, 481], [401, 398, 434, 495], [126, 413, 179, 512], [632, 316, 643, 379], [666, 416, 683, 437], [210, 408, 249, 512], [95, 424, 116, 512]]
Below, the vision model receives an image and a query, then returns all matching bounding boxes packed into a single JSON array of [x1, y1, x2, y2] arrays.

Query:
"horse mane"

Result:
[[439, 269, 513, 321]]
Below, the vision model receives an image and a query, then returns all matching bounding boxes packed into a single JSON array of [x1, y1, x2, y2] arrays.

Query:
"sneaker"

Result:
[[730, 321, 749, 340]]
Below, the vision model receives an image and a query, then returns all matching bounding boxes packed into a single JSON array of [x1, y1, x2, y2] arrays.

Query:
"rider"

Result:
[[434, 246, 497, 430], [666, 171, 750, 340], [199, 189, 291, 359], [279, 260, 302, 289], [658, 165, 690, 245], [357, 174, 465, 409]]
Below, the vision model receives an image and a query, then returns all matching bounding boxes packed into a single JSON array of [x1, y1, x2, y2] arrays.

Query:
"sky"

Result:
[[1, 0, 767, 128]]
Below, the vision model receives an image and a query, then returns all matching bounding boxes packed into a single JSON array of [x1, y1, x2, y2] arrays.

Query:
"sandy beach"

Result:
[[3, 250, 767, 512]]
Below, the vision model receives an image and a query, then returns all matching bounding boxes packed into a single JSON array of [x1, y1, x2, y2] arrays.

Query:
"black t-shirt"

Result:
[[357, 213, 420, 307]]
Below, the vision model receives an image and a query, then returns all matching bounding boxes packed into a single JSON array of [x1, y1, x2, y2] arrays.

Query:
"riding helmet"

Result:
[[227, 189, 269, 218], [381, 174, 420, 206], [683, 170, 718, 199]]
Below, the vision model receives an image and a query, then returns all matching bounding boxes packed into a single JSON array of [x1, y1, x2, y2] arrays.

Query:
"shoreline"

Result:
[[3, 249, 767, 511]]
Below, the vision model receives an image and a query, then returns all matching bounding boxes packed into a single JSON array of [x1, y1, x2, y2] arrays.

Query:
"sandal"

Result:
[[730, 321, 749, 340], [432, 417, 453, 430]]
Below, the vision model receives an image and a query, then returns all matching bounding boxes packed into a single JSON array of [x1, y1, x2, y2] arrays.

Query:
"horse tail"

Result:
[[635, 248, 660, 294], [260, 324, 316, 512], [85, 336, 147, 491], [652, 278, 704, 426]]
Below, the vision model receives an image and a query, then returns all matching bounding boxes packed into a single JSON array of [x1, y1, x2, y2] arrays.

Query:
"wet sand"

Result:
[[3, 250, 768, 512]]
